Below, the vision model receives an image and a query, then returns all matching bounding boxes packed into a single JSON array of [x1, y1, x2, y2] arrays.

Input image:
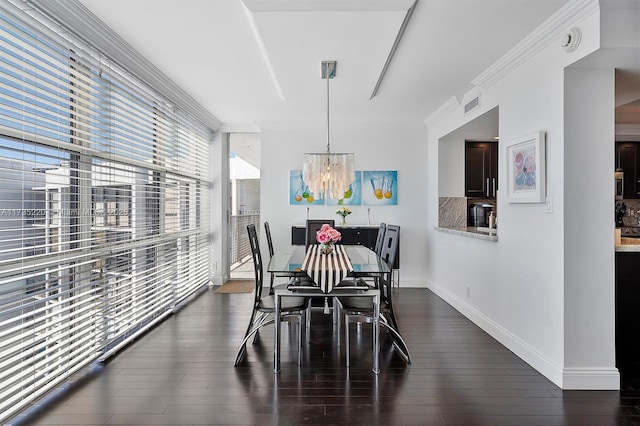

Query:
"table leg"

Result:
[[372, 292, 380, 374], [274, 293, 281, 374]]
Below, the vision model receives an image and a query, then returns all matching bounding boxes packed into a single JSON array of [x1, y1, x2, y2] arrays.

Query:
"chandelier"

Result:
[[303, 61, 355, 200]]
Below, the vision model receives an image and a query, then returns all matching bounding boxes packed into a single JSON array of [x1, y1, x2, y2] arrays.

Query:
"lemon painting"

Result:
[[289, 170, 324, 205], [326, 171, 362, 206], [363, 171, 397, 205]]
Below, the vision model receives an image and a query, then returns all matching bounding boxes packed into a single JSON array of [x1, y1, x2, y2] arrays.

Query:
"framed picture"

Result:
[[362, 170, 398, 205], [289, 170, 324, 205], [326, 171, 362, 206], [505, 131, 546, 203]]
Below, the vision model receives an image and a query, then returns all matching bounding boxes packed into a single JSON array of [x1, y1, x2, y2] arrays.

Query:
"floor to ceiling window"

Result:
[[0, 5, 213, 422]]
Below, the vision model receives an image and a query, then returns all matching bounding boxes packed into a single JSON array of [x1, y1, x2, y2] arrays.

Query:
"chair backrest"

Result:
[[379, 224, 399, 277], [374, 223, 387, 255], [379, 224, 400, 309], [264, 221, 274, 258], [305, 219, 335, 248], [246, 224, 264, 303]]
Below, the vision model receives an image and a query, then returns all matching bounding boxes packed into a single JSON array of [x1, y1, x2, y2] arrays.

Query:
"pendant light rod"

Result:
[[326, 67, 330, 154], [322, 61, 336, 155], [303, 60, 354, 200]]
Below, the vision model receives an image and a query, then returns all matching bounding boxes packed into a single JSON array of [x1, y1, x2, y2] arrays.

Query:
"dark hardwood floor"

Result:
[[15, 288, 640, 425]]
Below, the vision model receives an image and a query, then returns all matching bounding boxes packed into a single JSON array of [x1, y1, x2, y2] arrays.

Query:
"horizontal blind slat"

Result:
[[0, 6, 213, 423]]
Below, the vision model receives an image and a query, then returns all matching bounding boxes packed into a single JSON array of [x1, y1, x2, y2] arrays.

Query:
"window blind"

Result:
[[0, 5, 213, 422]]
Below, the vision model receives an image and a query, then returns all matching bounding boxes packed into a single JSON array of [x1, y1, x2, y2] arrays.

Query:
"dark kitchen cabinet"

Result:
[[465, 141, 498, 198], [616, 142, 640, 199], [616, 252, 640, 375]]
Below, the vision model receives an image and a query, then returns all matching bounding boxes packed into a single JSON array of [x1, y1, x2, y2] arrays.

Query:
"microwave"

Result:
[[615, 169, 624, 200]]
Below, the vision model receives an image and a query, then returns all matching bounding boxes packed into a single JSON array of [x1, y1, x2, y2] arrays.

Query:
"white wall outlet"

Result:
[[545, 196, 553, 214]]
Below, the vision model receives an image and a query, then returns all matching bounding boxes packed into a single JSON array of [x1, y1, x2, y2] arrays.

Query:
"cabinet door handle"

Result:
[[492, 178, 496, 197], [486, 178, 490, 197]]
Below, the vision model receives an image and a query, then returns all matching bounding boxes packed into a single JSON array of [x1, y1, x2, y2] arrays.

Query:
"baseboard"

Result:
[[428, 278, 564, 388], [392, 276, 428, 288], [428, 279, 620, 390], [562, 368, 620, 390]]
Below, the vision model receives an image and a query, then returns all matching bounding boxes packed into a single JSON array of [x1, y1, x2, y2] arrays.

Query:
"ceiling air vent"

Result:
[[464, 96, 480, 114]]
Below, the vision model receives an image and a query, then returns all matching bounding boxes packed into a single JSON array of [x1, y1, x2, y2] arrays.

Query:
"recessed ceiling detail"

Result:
[[243, 2, 409, 107], [242, 0, 415, 12], [370, 0, 418, 99], [78, 0, 574, 124]]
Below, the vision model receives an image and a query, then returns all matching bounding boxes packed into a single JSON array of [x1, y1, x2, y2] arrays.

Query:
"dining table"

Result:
[[268, 244, 390, 374]]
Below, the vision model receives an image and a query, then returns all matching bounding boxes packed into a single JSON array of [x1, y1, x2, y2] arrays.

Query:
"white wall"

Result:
[[425, 6, 623, 389], [437, 136, 465, 197], [563, 67, 617, 388], [210, 132, 230, 286], [259, 120, 429, 287]]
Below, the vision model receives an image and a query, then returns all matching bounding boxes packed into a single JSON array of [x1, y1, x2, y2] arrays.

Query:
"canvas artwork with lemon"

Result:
[[289, 170, 324, 205], [289, 170, 397, 206], [362, 171, 397, 206]]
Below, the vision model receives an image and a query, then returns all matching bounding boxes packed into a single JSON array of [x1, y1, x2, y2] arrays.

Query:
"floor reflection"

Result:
[[234, 308, 409, 424]]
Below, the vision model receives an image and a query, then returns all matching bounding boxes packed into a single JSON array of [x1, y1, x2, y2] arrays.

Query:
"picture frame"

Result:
[[289, 170, 324, 205], [325, 171, 362, 206], [505, 131, 546, 203], [362, 170, 398, 206]]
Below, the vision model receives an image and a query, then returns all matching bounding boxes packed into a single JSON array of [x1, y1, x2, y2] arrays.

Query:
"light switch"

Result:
[[545, 196, 553, 214]]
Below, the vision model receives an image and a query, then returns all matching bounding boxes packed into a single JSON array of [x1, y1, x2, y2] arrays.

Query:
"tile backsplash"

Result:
[[620, 199, 640, 227], [439, 197, 467, 228]]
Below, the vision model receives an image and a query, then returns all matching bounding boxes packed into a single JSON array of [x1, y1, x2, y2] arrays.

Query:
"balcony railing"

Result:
[[230, 213, 260, 266]]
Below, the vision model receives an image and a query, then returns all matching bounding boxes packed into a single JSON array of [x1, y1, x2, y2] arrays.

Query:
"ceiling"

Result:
[[77, 0, 573, 130]]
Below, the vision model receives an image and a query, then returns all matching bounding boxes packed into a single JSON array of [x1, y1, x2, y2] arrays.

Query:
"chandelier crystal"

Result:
[[303, 61, 355, 200]]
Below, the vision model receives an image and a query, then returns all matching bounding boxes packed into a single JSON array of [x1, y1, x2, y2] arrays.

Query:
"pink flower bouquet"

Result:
[[316, 223, 341, 244]]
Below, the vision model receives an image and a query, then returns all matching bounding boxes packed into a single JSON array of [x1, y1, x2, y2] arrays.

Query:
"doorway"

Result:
[[229, 133, 261, 279]]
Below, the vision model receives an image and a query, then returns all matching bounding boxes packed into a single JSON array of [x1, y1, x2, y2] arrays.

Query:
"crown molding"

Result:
[[23, 0, 222, 131], [616, 124, 640, 141], [219, 123, 262, 134], [424, 96, 460, 128], [471, 0, 600, 89]]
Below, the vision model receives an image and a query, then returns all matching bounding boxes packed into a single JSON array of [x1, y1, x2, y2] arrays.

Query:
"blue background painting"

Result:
[[362, 170, 398, 205], [289, 170, 324, 205], [326, 171, 361, 206]]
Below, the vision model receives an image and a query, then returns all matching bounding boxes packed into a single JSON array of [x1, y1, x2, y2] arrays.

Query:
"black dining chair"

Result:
[[234, 224, 307, 367], [264, 221, 287, 295], [374, 222, 387, 256], [356, 222, 387, 289], [305, 219, 335, 248], [338, 224, 411, 366], [265, 221, 315, 330]]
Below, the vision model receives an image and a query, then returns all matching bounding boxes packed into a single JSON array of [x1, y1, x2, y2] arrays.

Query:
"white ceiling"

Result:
[[77, 0, 572, 129]]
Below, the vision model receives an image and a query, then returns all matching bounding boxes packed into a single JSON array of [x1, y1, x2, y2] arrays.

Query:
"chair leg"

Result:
[[345, 314, 350, 367], [241, 309, 258, 343], [298, 315, 303, 366], [380, 321, 412, 365], [305, 299, 312, 343], [335, 300, 341, 347], [234, 317, 276, 366], [251, 312, 270, 344], [386, 306, 400, 332]]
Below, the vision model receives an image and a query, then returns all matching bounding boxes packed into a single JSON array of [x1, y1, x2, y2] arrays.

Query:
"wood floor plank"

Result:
[[17, 288, 640, 426]]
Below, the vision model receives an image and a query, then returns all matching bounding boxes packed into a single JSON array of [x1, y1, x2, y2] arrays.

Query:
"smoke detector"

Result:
[[561, 28, 581, 52]]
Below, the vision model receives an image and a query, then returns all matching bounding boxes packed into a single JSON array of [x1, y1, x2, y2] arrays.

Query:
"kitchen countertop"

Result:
[[435, 226, 498, 242], [616, 237, 640, 252]]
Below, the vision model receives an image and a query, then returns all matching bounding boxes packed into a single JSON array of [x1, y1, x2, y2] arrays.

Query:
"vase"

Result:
[[320, 242, 334, 254], [340, 216, 347, 226]]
